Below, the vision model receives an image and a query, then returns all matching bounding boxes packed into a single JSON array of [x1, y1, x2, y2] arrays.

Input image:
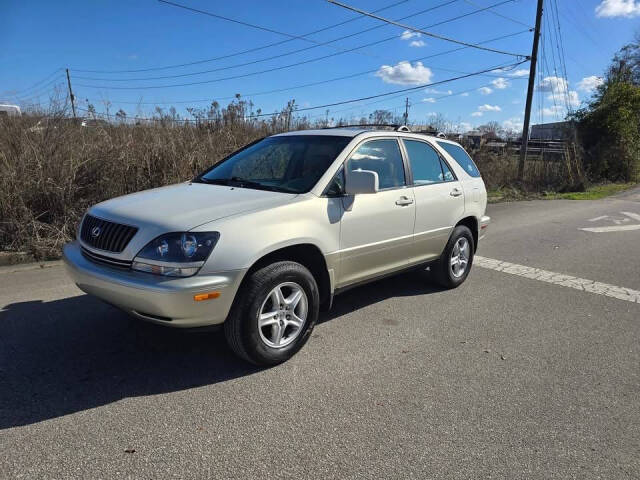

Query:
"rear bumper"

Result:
[[62, 241, 245, 327], [479, 215, 490, 241]]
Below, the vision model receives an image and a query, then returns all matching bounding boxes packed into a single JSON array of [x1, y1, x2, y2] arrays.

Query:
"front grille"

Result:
[[80, 214, 137, 253], [81, 247, 132, 269]]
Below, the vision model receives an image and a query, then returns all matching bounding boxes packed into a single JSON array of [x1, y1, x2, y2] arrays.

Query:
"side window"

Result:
[[348, 139, 405, 190], [403, 140, 446, 185], [440, 158, 455, 182], [324, 166, 345, 197], [436, 141, 481, 177]]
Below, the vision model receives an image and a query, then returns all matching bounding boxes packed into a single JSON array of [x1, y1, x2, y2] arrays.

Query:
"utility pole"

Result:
[[517, 0, 544, 180], [403, 97, 410, 125], [65, 68, 77, 118]]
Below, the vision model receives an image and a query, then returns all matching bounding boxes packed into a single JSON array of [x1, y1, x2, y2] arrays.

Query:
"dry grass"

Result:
[[0, 115, 583, 259], [0, 115, 273, 258]]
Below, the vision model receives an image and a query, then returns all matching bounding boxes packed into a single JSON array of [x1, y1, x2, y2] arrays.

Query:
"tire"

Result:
[[432, 225, 475, 289], [224, 261, 319, 366]]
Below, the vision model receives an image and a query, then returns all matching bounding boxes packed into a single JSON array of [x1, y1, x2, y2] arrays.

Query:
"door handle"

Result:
[[450, 188, 463, 197], [395, 196, 414, 206]]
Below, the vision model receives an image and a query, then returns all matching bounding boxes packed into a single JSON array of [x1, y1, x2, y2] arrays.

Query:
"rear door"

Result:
[[401, 138, 465, 264], [337, 138, 415, 287]]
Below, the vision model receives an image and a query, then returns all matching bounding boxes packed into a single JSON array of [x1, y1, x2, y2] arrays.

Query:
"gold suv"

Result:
[[63, 127, 490, 365]]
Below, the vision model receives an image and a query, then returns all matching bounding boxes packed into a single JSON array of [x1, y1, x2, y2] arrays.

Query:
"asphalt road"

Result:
[[1, 187, 639, 479]]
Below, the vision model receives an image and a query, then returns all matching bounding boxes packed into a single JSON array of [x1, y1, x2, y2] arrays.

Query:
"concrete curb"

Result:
[[0, 251, 37, 266], [0, 260, 64, 275]]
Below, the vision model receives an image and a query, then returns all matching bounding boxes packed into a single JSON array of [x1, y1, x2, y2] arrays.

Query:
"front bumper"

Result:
[[63, 241, 246, 327]]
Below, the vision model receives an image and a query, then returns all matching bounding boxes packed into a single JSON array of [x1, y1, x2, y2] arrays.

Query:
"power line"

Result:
[[3, 69, 63, 96], [76, 20, 531, 91], [462, 0, 531, 27], [74, 0, 501, 83], [72, 0, 457, 82], [327, 0, 529, 58], [550, 0, 572, 114], [77, 29, 531, 104], [11, 75, 68, 102], [74, 0, 520, 84], [78, 60, 527, 121], [308, 73, 519, 120], [72, 0, 413, 74]]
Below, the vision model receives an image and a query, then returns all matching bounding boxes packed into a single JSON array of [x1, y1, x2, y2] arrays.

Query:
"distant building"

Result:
[[530, 121, 574, 141], [464, 130, 485, 148]]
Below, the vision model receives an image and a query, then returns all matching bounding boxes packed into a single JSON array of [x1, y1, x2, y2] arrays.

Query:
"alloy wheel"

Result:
[[257, 282, 308, 348]]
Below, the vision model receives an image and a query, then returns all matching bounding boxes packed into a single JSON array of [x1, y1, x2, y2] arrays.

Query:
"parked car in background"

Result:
[[81, 118, 109, 128], [0, 104, 21, 117], [63, 127, 490, 366]]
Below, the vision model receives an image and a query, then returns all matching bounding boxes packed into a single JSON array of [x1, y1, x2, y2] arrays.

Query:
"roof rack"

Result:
[[321, 124, 412, 132]]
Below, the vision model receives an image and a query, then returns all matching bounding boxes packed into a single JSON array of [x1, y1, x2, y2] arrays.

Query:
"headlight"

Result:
[[132, 232, 220, 277]]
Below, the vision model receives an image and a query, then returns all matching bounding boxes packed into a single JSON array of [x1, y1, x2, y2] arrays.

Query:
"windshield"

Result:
[[197, 135, 352, 193]]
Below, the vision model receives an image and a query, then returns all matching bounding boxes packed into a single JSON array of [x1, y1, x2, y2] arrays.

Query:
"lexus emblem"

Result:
[[91, 226, 101, 238]]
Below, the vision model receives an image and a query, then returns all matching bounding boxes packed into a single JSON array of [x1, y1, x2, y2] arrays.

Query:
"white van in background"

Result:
[[0, 104, 21, 117]]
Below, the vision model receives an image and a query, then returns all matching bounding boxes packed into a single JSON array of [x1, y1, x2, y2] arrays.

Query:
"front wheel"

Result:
[[431, 225, 474, 288], [224, 261, 319, 366]]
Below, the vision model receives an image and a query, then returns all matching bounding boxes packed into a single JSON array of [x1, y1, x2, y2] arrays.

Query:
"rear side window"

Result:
[[404, 140, 450, 185], [348, 139, 406, 189], [437, 141, 481, 178]]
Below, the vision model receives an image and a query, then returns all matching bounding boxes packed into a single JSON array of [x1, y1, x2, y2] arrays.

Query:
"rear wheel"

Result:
[[432, 225, 474, 288], [224, 261, 319, 366]]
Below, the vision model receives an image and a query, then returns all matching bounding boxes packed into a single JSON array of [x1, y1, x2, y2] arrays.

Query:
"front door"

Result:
[[337, 138, 415, 287]]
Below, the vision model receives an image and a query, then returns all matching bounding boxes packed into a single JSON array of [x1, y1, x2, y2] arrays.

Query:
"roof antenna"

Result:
[[395, 125, 411, 132]]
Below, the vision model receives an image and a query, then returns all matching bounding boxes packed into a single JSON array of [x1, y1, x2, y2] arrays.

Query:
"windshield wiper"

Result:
[[193, 177, 230, 186], [228, 176, 269, 189], [196, 176, 296, 193]]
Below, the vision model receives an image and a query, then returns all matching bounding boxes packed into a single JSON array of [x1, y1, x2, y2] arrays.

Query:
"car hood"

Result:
[[89, 182, 298, 232]]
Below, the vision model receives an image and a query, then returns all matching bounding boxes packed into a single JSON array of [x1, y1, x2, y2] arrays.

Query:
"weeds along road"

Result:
[[1, 187, 639, 479]]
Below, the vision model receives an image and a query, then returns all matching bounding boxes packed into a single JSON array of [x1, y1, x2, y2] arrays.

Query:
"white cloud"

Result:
[[426, 112, 438, 117], [547, 91, 580, 109], [471, 111, 483, 117], [509, 69, 530, 78], [401, 30, 426, 47], [400, 30, 421, 40], [375, 61, 433, 85], [423, 97, 436, 103], [577, 75, 604, 92], [461, 92, 470, 97], [541, 105, 564, 117], [478, 87, 493, 95], [478, 104, 502, 112], [538, 76, 568, 93], [424, 88, 452, 95], [537, 75, 581, 108], [566, 90, 580, 107], [458, 122, 473, 133], [491, 77, 510, 89], [503, 117, 523, 131], [595, 0, 640, 17]]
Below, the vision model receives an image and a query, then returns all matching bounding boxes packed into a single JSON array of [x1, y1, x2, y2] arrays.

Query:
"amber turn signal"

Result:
[[193, 291, 221, 301]]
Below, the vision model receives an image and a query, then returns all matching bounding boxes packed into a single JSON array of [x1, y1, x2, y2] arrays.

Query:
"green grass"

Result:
[[487, 183, 637, 203], [487, 187, 542, 203], [544, 183, 636, 200]]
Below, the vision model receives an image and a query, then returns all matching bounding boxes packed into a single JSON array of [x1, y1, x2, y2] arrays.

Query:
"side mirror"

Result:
[[345, 169, 379, 195]]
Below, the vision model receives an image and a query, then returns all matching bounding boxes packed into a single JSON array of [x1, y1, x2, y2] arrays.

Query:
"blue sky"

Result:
[[1, 0, 639, 132]]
